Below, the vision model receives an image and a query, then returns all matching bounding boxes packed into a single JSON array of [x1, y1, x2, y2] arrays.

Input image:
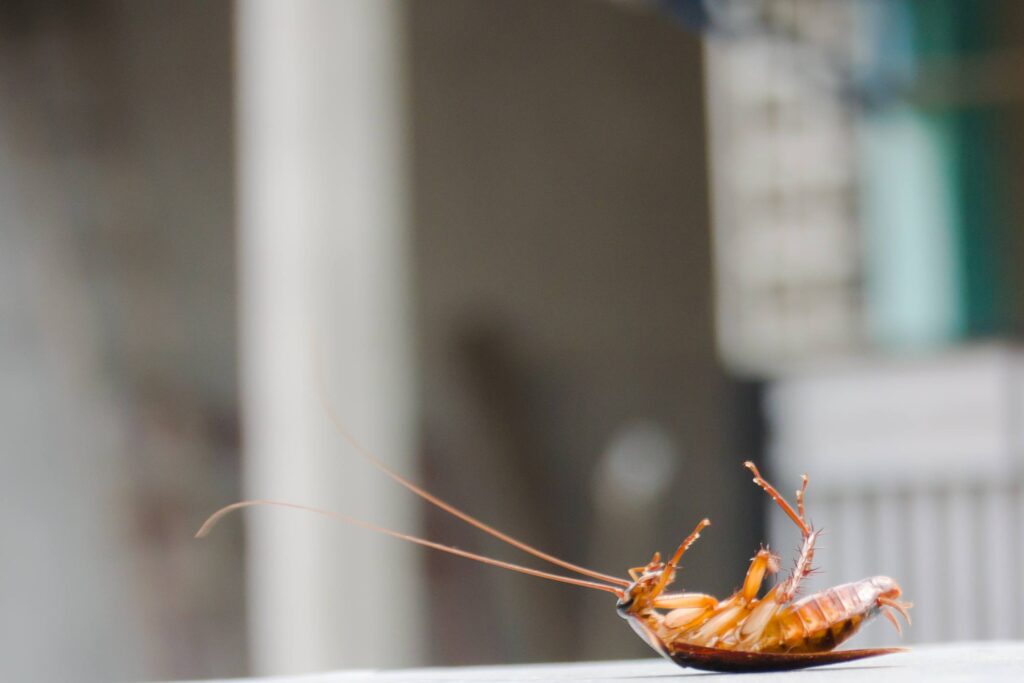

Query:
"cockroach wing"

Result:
[[664, 642, 908, 673], [624, 615, 906, 673], [625, 617, 673, 659]]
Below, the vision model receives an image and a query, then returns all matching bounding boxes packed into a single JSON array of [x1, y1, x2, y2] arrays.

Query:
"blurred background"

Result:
[[1, 0, 1022, 681]]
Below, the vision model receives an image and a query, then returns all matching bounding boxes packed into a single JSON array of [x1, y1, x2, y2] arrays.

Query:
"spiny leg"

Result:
[[775, 528, 819, 602], [744, 463, 819, 602]]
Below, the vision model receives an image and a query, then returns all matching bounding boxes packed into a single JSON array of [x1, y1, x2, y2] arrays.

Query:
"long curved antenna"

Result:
[[313, 343, 630, 587], [197, 499, 623, 597]]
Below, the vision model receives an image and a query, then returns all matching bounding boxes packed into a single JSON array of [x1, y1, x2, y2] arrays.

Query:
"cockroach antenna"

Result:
[[196, 499, 623, 596], [311, 338, 630, 588]]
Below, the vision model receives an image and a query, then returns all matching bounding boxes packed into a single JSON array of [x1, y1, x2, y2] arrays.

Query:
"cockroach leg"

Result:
[[744, 462, 810, 537], [796, 474, 809, 523], [741, 548, 780, 602], [658, 594, 720, 632], [775, 529, 820, 602], [629, 552, 664, 580], [651, 518, 711, 598], [654, 592, 719, 610], [741, 464, 820, 603]]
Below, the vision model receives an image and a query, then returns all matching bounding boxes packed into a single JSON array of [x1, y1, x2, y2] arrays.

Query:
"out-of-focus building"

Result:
[[0, 2, 242, 681], [702, 0, 1024, 645]]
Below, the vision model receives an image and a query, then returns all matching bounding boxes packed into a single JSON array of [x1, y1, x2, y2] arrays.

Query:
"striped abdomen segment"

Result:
[[764, 576, 899, 653]]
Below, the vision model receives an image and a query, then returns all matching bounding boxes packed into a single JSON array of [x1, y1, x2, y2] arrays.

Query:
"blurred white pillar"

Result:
[[236, 0, 421, 674]]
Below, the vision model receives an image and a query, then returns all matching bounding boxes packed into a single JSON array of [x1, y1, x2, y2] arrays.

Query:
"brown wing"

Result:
[[625, 615, 905, 673], [665, 642, 908, 673]]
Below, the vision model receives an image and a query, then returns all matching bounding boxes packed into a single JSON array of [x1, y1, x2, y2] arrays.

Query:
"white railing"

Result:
[[766, 345, 1024, 645]]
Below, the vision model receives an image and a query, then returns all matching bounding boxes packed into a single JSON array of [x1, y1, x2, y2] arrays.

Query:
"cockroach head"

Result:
[[615, 590, 634, 614], [616, 565, 673, 616]]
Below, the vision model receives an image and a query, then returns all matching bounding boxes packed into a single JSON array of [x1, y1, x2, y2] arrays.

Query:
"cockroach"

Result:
[[198, 415, 911, 673]]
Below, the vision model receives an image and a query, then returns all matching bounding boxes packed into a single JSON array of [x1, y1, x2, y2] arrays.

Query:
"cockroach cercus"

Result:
[[198, 418, 911, 673]]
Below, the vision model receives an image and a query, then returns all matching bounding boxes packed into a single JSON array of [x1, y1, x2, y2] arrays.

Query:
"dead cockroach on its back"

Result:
[[198, 409, 911, 673], [612, 462, 911, 672]]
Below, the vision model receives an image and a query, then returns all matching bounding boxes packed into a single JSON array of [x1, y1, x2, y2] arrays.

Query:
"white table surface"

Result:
[[174, 641, 1023, 682]]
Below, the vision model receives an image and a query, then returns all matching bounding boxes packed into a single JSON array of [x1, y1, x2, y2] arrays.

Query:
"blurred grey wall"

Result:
[[0, 2, 242, 681], [408, 0, 756, 665]]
